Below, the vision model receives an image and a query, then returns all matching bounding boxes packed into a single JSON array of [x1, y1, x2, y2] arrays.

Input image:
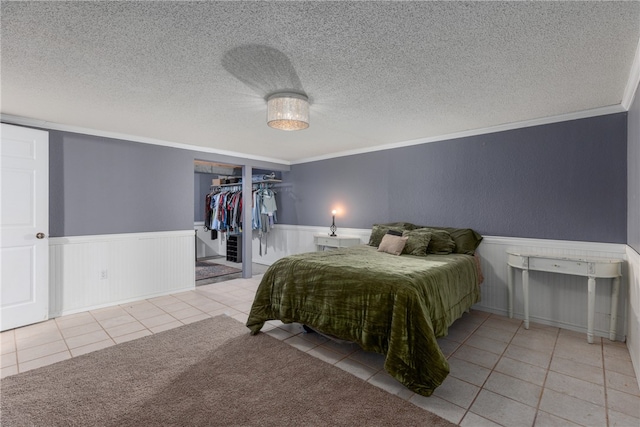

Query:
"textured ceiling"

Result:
[[1, 1, 639, 163]]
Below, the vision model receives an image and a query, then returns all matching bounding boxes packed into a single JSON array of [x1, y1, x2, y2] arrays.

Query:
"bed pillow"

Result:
[[378, 222, 417, 230], [446, 228, 483, 254], [368, 225, 404, 247], [402, 229, 432, 256], [377, 234, 408, 256], [416, 225, 483, 254], [411, 228, 456, 254]]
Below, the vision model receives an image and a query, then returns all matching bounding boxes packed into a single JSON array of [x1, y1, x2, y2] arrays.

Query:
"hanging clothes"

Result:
[[204, 183, 278, 256], [204, 193, 213, 231], [255, 187, 277, 255]]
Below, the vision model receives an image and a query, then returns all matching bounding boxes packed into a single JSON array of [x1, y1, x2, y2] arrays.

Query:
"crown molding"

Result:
[[291, 104, 625, 164], [0, 114, 291, 166], [622, 36, 640, 111], [1, 99, 628, 168]]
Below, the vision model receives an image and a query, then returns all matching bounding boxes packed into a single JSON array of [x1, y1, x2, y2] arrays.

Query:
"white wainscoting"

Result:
[[47, 225, 638, 383], [194, 222, 225, 259], [475, 236, 628, 341], [196, 223, 371, 266], [258, 225, 630, 342], [626, 246, 640, 387], [250, 224, 371, 266], [49, 230, 195, 317]]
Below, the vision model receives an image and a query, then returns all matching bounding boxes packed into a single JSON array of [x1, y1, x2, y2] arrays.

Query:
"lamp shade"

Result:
[[267, 93, 309, 131]]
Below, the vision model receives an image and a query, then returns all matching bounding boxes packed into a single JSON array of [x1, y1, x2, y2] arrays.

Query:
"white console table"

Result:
[[314, 234, 361, 251], [506, 251, 622, 343]]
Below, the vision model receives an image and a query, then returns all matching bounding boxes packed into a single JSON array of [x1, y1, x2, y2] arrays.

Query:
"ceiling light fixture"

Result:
[[267, 92, 309, 131]]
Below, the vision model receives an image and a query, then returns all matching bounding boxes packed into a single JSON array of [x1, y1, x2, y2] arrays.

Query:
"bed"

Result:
[[246, 223, 483, 396]]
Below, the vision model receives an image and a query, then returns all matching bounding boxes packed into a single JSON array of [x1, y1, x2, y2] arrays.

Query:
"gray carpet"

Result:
[[1, 316, 455, 426]]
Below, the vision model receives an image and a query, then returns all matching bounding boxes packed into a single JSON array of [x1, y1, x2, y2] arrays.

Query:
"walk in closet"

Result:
[[194, 161, 280, 284]]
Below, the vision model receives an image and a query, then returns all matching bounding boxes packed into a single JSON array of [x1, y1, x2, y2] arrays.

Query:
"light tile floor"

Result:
[[2, 274, 639, 426]]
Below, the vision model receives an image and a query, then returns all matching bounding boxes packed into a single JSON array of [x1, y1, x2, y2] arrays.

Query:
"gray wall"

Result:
[[629, 83, 640, 253], [49, 131, 195, 236], [49, 131, 288, 237], [279, 113, 628, 243], [194, 173, 217, 222], [45, 111, 628, 243]]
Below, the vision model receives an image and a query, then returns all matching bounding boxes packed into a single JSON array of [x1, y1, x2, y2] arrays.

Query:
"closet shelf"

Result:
[[213, 179, 281, 188]]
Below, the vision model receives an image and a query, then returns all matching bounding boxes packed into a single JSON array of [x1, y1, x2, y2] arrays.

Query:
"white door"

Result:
[[1, 124, 49, 331]]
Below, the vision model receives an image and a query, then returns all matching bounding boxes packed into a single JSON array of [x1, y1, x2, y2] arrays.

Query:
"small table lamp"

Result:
[[329, 210, 337, 236]]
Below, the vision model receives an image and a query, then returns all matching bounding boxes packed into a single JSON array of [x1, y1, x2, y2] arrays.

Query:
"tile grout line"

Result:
[[65, 310, 116, 355], [530, 323, 561, 427], [146, 298, 186, 331], [87, 309, 119, 347], [602, 339, 610, 427], [4, 330, 18, 375], [456, 313, 506, 425], [4, 281, 639, 424], [52, 317, 73, 359], [16, 319, 69, 374], [278, 325, 382, 383], [456, 316, 572, 425]]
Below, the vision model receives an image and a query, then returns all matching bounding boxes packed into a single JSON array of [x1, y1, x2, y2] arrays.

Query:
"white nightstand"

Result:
[[313, 234, 361, 251]]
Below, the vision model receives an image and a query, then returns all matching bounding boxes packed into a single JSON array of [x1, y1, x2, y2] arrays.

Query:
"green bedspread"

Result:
[[246, 245, 481, 396]]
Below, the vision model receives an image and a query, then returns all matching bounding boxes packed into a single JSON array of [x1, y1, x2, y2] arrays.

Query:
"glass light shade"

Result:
[[267, 93, 309, 131]]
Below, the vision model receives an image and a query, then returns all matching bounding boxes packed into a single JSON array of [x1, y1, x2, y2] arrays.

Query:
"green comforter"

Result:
[[246, 245, 481, 396]]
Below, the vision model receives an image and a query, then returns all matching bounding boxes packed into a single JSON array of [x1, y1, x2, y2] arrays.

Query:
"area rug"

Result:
[[196, 259, 241, 280], [1, 316, 454, 427]]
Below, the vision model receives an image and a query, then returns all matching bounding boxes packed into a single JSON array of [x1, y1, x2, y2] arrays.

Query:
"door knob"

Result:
[[36, 232, 45, 239]]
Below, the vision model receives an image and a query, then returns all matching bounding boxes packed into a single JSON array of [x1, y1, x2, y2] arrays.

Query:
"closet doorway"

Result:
[[194, 160, 242, 285], [194, 161, 271, 285]]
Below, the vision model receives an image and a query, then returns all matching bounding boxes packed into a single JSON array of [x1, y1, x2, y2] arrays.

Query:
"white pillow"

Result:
[[377, 234, 408, 256]]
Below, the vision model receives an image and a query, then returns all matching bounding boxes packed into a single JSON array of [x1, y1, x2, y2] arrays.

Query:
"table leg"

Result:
[[587, 276, 595, 344], [609, 276, 620, 341], [522, 270, 529, 329], [507, 266, 514, 319]]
